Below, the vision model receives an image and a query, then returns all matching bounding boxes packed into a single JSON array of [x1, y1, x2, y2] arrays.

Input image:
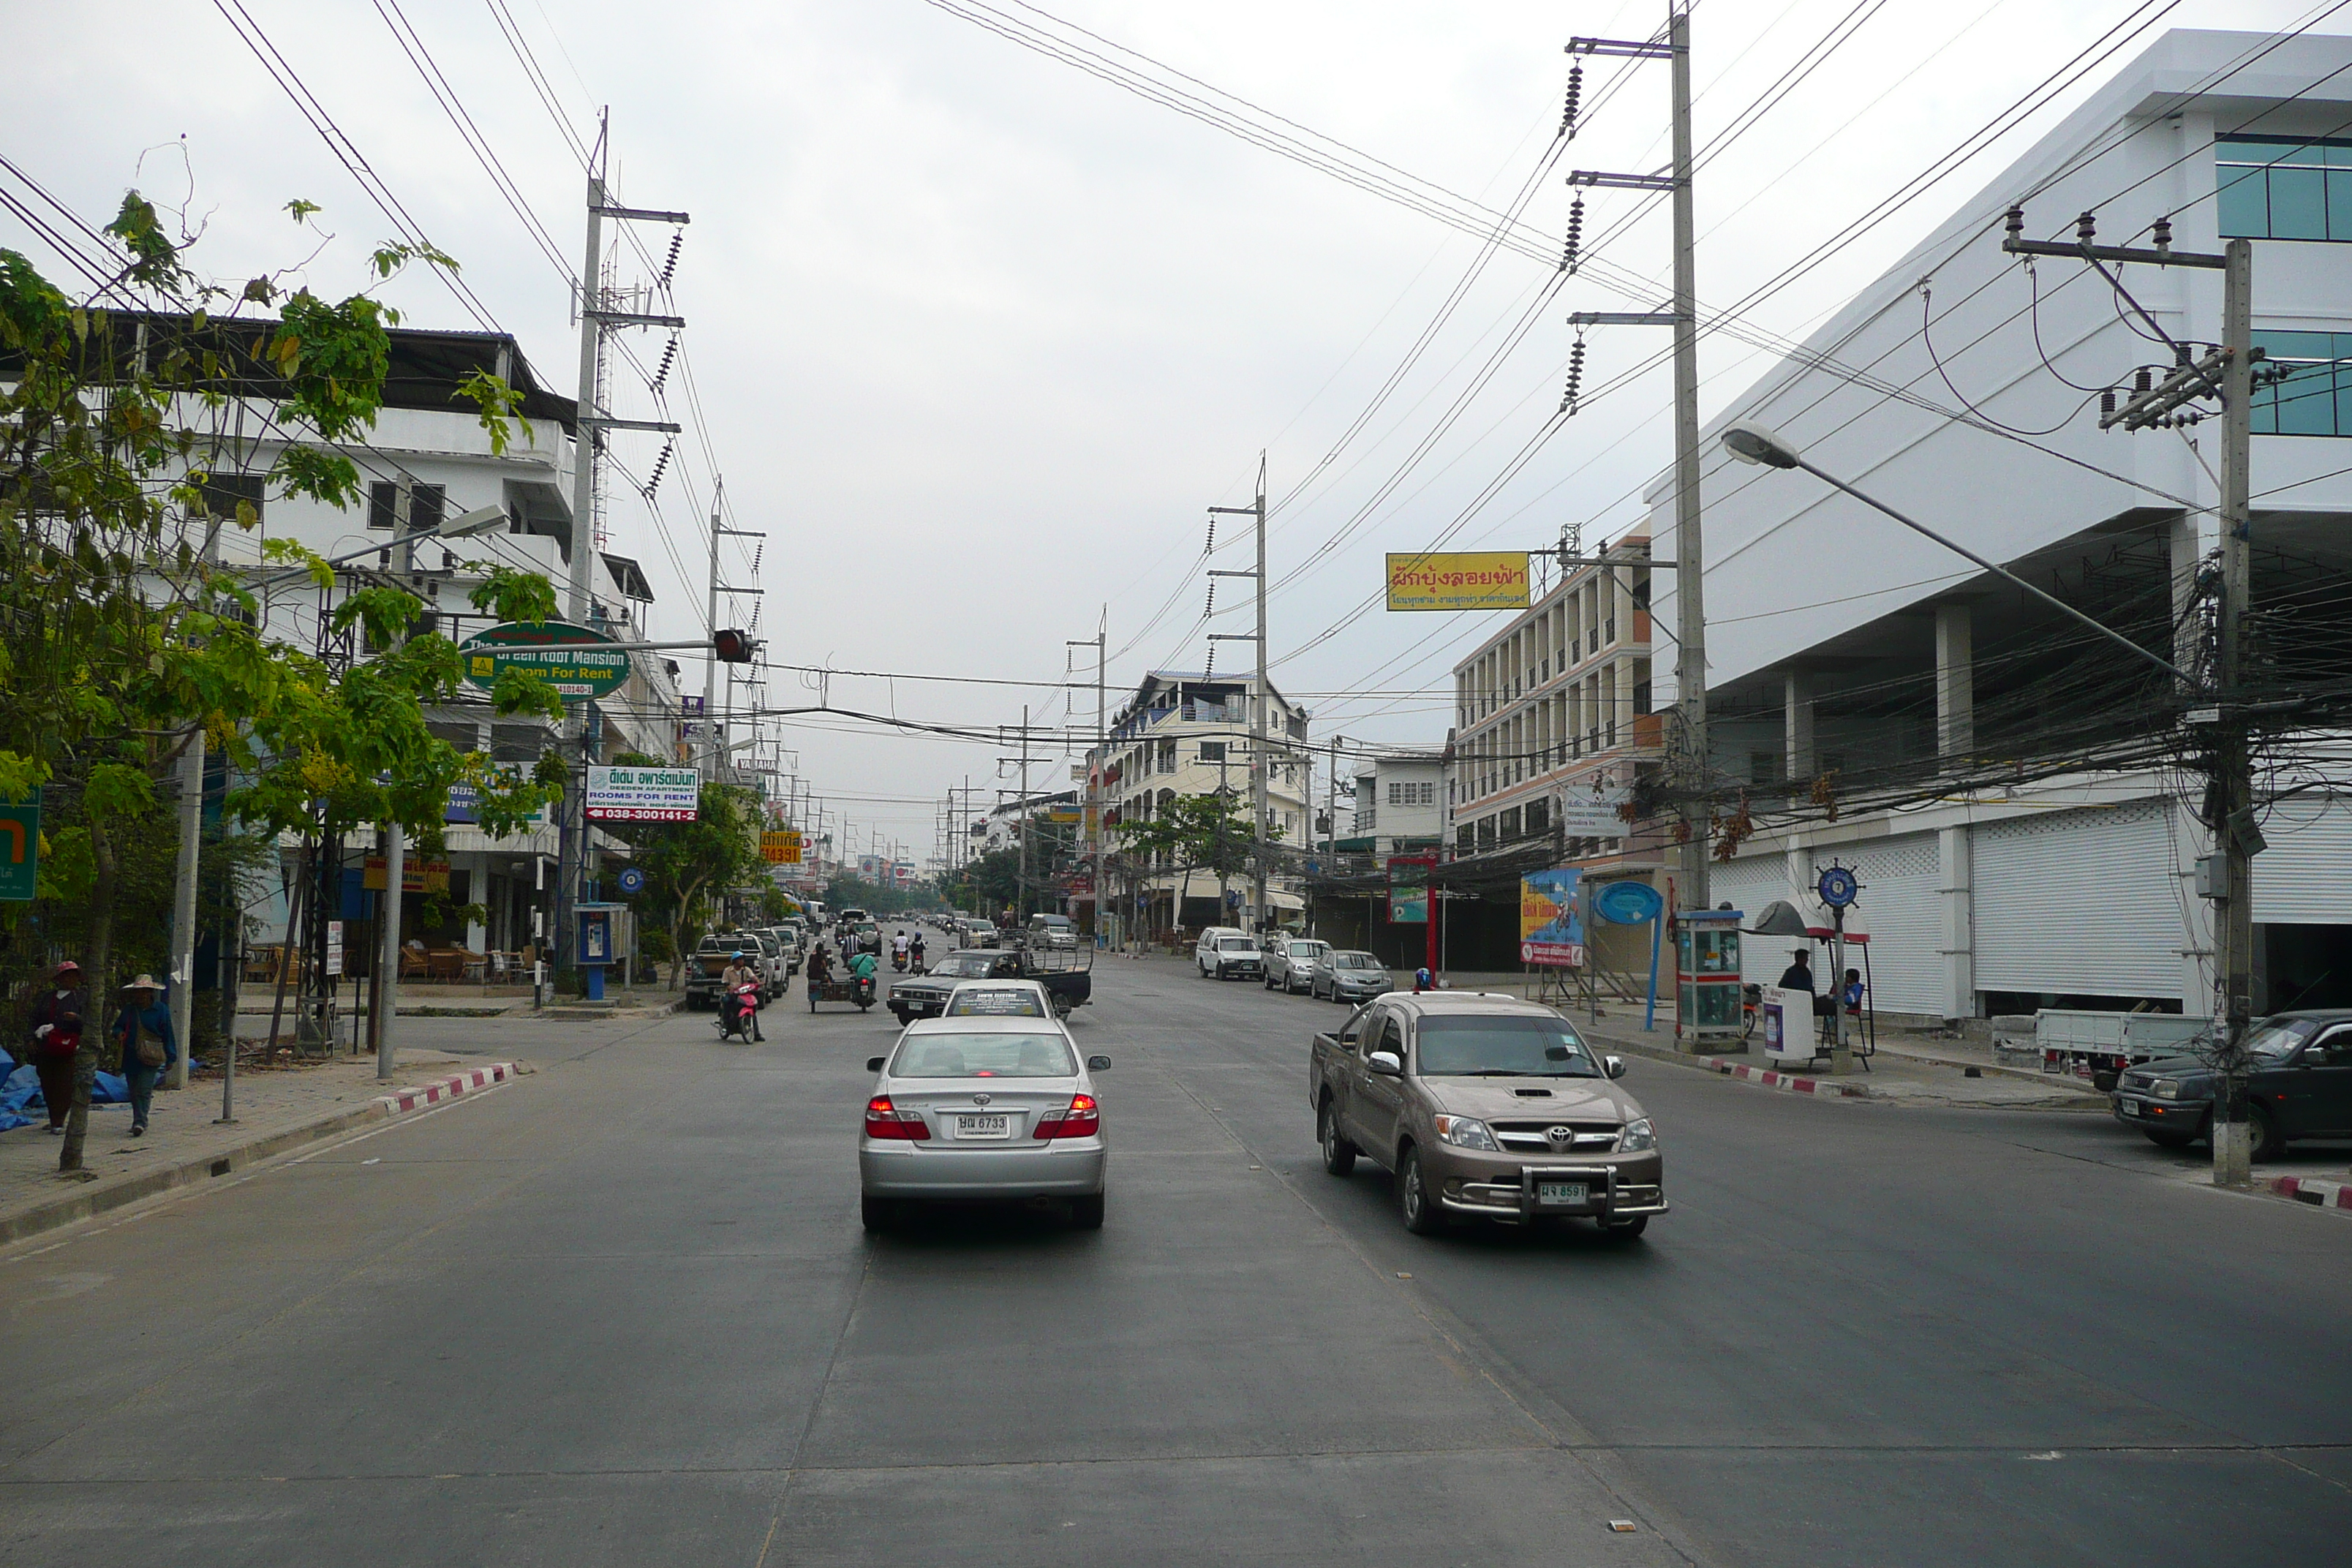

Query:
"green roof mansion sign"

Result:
[[459, 621, 631, 702]]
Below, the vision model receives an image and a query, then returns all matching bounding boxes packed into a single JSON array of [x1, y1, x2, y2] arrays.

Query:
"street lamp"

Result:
[[253, 505, 510, 589], [1716, 422, 2187, 684]]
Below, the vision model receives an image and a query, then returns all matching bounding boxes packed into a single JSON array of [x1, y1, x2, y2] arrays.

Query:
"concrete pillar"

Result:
[[1935, 602, 1974, 761], [1938, 825, 1975, 1022], [1784, 669, 1814, 782]]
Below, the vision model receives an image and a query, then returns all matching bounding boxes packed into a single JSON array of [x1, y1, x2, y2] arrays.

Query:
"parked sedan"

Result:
[[1311, 950, 1393, 1003], [2112, 1009, 2352, 1158], [1263, 937, 1331, 994], [859, 1016, 1113, 1230]]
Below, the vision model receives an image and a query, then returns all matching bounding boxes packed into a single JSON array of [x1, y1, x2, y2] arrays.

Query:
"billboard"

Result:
[[585, 766, 700, 822], [459, 620, 630, 701], [1520, 867, 1585, 968], [1384, 551, 1531, 612], [1387, 856, 1433, 924], [1556, 781, 1632, 837], [761, 830, 803, 865]]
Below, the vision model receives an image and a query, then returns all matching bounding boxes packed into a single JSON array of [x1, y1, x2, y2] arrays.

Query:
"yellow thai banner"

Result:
[[761, 831, 803, 865], [1384, 551, 1531, 611]]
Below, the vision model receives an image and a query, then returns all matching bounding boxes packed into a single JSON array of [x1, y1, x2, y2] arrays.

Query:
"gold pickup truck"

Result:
[[1308, 991, 1667, 1237]]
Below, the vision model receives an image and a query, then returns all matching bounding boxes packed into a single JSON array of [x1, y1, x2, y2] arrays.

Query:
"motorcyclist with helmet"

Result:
[[720, 949, 764, 1041]]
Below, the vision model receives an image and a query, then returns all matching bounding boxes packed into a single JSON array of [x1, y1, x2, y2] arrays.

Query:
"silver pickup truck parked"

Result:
[[1307, 991, 1667, 1237]]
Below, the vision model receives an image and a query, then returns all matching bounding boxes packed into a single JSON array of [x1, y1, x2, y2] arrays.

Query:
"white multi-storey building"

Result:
[[1097, 671, 1312, 934], [1643, 29, 2352, 1019]]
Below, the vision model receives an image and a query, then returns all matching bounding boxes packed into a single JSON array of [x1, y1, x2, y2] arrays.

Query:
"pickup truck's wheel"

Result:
[[1318, 1100, 1357, 1176], [1397, 1146, 1447, 1235], [1601, 1215, 1649, 1239]]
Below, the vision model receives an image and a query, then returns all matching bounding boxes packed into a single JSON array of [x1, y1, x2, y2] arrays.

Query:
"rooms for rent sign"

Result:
[[586, 766, 701, 822]]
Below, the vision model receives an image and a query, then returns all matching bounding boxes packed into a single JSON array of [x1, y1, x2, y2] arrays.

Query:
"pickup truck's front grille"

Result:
[[1489, 1119, 1620, 1153]]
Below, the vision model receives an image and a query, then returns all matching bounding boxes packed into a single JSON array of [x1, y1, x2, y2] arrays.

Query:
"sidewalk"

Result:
[[0, 1049, 521, 1247], [1427, 970, 2111, 1111]]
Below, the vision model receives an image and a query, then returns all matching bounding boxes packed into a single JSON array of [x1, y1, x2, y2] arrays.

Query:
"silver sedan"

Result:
[[860, 1016, 1111, 1230]]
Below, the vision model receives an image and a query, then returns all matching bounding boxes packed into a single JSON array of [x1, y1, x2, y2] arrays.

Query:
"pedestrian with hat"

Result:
[[113, 974, 176, 1139], [27, 960, 86, 1136]]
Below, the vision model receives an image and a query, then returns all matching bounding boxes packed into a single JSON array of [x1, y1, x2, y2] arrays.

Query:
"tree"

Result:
[[598, 755, 764, 987], [0, 192, 560, 1171]]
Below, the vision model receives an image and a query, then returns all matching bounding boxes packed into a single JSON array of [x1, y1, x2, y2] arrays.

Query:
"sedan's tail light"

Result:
[[1033, 1092, 1101, 1140], [865, 1096, 931, 1140]]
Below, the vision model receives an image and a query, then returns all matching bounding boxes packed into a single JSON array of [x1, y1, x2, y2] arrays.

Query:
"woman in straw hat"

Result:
[[112, 975, 177, 1139]]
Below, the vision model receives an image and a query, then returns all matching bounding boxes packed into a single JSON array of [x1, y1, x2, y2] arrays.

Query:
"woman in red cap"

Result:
[[27, 960, 86, 1135]]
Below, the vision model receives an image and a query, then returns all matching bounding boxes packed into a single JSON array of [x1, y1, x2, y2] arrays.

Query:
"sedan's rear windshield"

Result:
[[1218, 938, 1258, 951], [946, 987, 1048, 1017], [893, 1033, 1075, 1078], [1415, 1015, 1599, 1078]]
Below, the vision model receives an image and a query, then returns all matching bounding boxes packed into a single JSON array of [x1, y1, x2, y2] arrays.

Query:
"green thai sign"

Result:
[[459, 621, 631, 702], [0, 791, 40, 902]]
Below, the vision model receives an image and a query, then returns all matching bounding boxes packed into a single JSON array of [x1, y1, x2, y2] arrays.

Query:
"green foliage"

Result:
[[455, 369, 533, 457], [1115, 791, 1270, 878]]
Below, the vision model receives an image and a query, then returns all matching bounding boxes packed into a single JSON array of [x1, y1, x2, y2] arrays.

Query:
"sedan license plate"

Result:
[[1537, 1180, 1588, 1205], [954, 1114, 1011, 1140]]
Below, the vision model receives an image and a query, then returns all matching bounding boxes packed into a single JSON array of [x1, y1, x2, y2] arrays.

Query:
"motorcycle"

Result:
[[716, 980, 763, 1043], [891, 950, 909, 973]]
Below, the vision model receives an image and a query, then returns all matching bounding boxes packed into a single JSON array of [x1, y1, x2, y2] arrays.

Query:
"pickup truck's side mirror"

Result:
[[1604, 1055, 1627, 1079], [1087, 1054, 1112, 1071], [1366, 1050, 1404, 1077], [866, 1056, 886, 1073]]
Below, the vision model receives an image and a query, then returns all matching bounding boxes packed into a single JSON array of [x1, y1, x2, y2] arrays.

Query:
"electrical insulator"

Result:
[[2004, 206, 2025, 245], [1561, 197, 1586, 274], [1561, 63, 1584, 138], [2076, 211, 2098, 245], [652, 334, 679, 392], [1561, 334, 1588, 415], [2151, 215, 2173, 252], [2133, 366, 2154, 393], [660, 231, 684, 287], [2174, 341, 2193, 367], [2100, 389, 2117, 418]]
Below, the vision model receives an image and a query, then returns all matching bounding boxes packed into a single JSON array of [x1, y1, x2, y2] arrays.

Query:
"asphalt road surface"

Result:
[[2, 958, 2346, 1567]]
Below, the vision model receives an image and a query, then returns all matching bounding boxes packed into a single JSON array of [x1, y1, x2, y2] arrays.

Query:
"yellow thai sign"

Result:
[[1384, 551, 1531, 612], [761, 830, 804, 865]]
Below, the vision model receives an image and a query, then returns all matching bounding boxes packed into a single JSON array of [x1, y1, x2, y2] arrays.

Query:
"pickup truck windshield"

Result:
[[1414, 1016, 1599, 1078]]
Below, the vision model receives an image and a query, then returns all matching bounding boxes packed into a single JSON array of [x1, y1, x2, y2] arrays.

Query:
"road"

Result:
[[2, 957, 2346, 1567]]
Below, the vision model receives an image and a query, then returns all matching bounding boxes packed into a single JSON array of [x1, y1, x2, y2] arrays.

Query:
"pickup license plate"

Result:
[[1537, 1181, 1588, 1205], [954, 1115, 1011, 1139]]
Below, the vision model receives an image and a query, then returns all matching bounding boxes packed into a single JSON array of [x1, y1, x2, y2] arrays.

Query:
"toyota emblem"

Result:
[[1546, 1126, 1573, 1146], [972, 1093, 992, 1106]]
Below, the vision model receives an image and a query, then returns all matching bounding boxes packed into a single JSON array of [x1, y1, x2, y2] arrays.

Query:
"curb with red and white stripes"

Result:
[[2261, 1173, 2352, 1211], [375, 1062, 519, 1115], [1698, 1056, 1869, 1098]]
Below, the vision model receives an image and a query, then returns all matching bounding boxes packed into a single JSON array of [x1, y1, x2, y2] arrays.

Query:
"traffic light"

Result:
[[715, 628, 755, 663]]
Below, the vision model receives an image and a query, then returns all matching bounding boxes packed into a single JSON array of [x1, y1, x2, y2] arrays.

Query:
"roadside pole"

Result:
[[376, 821, 404, 1081], [167, 727, 202, 1090]]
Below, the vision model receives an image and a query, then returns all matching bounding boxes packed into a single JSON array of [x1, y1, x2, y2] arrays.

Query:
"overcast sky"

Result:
[[7, 0, 2327, 861]]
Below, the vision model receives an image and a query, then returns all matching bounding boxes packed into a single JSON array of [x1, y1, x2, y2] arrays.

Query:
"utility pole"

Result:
[[1567, 6, 1708, 916], [1018, 706, 1031, 922], [1067, 617, 1107, 941], [1208, 456, 1269, 932], [2000, 210, 2257, 1186], [557, 113, 687, 988]]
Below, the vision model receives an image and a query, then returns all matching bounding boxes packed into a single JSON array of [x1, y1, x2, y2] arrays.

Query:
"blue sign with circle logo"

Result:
[[1594, 880, 1664, 925], [1816, 865, 1860, 909], [617, 866, 648, 896]]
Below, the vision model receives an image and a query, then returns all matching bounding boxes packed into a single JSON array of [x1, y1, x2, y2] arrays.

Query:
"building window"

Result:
[[1525, 798, 1549, 835], [2251, 330, 2352, 436], [368, 480, 447, 532], [2217, 135, 2352, 242], [1199, 741, 1226, 763], [196, 473, 265, 529], [1750, 750, 1782, 785], [1156, 739, 1177, 773], [1498, 807, 1522, 840]]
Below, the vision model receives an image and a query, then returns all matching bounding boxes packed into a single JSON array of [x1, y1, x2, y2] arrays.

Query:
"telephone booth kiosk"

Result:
[[1674, 908, 1744, 1047]]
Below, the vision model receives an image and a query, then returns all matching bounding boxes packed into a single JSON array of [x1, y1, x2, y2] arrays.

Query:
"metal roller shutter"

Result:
[[2253, 795, 2352, 924], [1972, 799, 2190, 1000], [1834, 834, 1945, 1015], [1710, 855, 1796, 988]]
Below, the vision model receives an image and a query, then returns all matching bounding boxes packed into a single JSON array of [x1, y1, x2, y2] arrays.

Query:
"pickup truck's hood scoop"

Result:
[[1421, 1078, 1621, 1119]]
